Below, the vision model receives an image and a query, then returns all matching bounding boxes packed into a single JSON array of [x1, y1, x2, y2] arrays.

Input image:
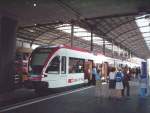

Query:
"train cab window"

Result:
[[46, 56, 60, 74], [69, 58, 84, 73], [61, 56, 66, 74]]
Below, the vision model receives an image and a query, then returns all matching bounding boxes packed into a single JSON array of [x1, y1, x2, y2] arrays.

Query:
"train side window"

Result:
[[69, 57, 84, 73], [61, 56, 66, 74], [46, 56, 60, 74]]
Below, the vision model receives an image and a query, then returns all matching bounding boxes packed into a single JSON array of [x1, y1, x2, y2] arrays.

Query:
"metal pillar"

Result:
[[123, 49, 125, 58], [90, 28, 93, 51], [0, 15, 18, 93], [123, 49, 126, 60], [103, 38, 105, 55], [30, 43, 32, 48], [131, 52, 132, 58], [129, 51, 132, 59], [123, 50, 126, 61], [71, 21, 74, 47], [112, 40, 114, 58], [118, 45, 120, 57]]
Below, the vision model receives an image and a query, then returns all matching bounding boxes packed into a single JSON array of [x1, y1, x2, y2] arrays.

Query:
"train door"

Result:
[[84, 60, 93, 82], [101, 62, 109, 80], [59, 56, 67, 87]]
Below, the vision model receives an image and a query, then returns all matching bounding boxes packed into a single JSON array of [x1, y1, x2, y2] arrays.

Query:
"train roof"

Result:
[[36, 45, 104, 56]]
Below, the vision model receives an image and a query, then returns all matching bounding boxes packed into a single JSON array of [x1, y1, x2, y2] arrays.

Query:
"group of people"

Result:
[[109, 67, 131, 98], [91, 64, 132, 98]]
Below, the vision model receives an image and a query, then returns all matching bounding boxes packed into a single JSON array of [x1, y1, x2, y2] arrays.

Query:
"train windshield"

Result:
[[29, 48, 52, 75]]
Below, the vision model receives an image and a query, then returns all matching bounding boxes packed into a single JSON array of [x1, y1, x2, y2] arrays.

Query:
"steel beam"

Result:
[[103, 38, 105, 55], [91, 28, 93, 51], [112, 25, 150, 41]]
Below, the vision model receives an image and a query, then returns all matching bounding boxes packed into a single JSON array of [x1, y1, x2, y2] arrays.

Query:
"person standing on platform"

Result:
[[122, 67, 130, 97], [92, 64, 101, 97], [95, 68, 101, 97], [115, 68, 124, 98], [92, 63, 97, 85], [109, 67, 116, 98]]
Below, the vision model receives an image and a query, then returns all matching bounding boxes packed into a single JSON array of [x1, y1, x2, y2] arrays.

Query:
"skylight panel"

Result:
[[136, 18, 149, 27], [81, 37, 91, 41], [139, 26, 150, 32], [144, 37, 150, 41], [142, 32, 150, 37], [136, 15, 150, 49], [57, 24, 113, 50], [74, 32, 91, 37]]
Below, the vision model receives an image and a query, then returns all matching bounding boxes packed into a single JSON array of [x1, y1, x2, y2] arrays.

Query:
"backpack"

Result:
[[124, 74, 130, 81], [115, 72, 122, 82]]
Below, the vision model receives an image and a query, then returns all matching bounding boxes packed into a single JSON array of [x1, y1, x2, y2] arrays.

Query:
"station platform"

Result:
[[0, 80, 150, 113], [0, 88, 37, 107]]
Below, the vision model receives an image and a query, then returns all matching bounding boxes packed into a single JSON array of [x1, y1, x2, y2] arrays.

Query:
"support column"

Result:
[[118, 45, 120, 57], [103, 38, 105, 55], [123, 50, 125, 61], [124, 49, 127, 60], [128, 51, 130, 59], [122, 49, 125, 59], [129, 51, 132, 59], [71, 21, 74, 47], [90, 28, 93, 51], [0, 15, 18, 93], [112, 40, 114, 58], [30, 42, 32, 48]]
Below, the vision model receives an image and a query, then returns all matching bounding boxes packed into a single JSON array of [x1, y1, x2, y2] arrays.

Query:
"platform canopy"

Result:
[[1, 0, 150, 59]]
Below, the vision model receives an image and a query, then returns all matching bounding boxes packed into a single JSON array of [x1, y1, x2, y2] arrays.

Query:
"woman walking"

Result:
[[109, 67, 116, 98]]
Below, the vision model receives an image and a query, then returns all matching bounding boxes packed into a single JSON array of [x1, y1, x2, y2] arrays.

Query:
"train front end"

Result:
[[26, 46, 58, 90]]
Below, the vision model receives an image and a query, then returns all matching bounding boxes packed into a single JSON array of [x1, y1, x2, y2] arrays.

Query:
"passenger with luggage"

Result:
[[115, 68, 124, 98]]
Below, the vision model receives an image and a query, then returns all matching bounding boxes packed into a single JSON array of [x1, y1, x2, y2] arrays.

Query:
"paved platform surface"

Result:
[[0, 80, 140, 107], [0, 88, 37, 107], [0, 83, 150, 113]]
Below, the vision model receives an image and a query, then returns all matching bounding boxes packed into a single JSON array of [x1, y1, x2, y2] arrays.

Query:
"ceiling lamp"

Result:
[[33, 3, 37, 7]]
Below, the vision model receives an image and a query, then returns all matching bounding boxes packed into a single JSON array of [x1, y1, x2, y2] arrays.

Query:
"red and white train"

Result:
[[27, 45, 140, 91]]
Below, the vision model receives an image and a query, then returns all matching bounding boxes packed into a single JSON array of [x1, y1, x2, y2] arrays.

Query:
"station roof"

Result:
[[1, 0, 150, 59]]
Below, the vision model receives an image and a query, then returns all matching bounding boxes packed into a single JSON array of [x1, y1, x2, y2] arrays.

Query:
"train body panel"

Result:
[[41, 48, 104, 88], [27, 45, 141, 90]]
